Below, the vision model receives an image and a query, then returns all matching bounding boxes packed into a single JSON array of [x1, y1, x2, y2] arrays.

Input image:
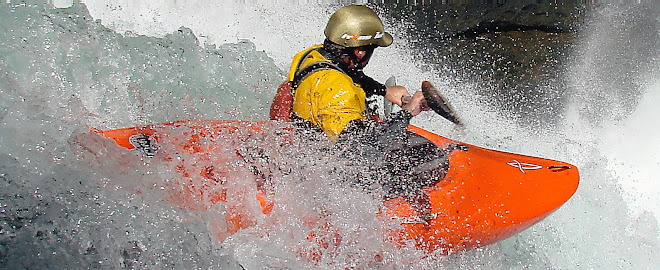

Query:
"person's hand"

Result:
[[384, 85, 410, 107], [402, 91, 430, 116]]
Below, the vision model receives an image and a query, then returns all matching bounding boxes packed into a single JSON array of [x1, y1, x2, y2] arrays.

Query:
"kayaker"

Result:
[[283, 5, 429, 142], [269, 5, 443, 206]]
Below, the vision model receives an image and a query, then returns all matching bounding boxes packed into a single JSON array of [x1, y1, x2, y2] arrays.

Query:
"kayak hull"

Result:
[[94, 120, 579, 254]]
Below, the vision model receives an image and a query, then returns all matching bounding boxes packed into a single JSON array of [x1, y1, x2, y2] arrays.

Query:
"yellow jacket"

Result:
[[289, 45, 367, 139]]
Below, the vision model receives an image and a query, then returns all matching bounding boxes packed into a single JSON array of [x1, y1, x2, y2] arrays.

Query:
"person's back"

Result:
[[290, 45, 367, 138]]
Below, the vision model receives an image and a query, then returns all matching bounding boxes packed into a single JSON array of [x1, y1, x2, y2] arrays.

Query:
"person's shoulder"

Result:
[[315, 68, 349, 79], [309, 69, 359, 93], [292, 44, 323, 60], [288, 44, 324, 81]]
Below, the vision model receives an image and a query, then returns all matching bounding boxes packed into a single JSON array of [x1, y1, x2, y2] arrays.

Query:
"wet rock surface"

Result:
[[378, 2, 588, 126]]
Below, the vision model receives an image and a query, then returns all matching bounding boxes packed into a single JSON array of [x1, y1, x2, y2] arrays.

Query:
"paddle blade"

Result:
[[383, 76, 396, 117], [421, 81, 463, 126]]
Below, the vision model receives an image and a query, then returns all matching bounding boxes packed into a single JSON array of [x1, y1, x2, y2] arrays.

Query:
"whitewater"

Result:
[[0, 1, 658, 269]]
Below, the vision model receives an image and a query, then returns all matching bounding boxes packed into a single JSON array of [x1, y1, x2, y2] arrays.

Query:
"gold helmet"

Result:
[[324, 5, 393, 48]]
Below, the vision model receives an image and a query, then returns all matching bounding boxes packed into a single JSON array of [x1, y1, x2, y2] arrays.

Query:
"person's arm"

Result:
[[384, 85, 410, 107], [353, 71, 387, 96], [350, 71, 412, 108], [299, 69, 427, 141], [338, 90, 426, 148], [401, 91, 428, 116]]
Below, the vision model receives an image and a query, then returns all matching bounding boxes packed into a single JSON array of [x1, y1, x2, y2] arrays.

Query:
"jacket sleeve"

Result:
[[353, 70, 387, 97]]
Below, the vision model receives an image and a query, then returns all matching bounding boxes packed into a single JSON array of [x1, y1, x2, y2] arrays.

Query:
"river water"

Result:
[[0, 1, 658, 269]]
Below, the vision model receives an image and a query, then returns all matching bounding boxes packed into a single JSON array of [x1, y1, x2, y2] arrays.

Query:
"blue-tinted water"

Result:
[[0, 1, 657, 269]]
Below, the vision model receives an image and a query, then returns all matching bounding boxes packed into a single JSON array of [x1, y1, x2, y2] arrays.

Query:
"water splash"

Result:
[[1, 1, 658, 269]]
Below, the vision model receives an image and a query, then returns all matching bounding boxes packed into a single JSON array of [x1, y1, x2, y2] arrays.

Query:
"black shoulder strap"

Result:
[[293, 62, 341, 88], [292, 48, 341, 89]]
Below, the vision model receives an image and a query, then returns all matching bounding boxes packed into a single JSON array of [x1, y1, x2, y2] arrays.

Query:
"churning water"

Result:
[[0, 1, 657, 269]]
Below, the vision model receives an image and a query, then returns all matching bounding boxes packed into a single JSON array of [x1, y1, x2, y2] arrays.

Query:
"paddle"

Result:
[[420, 81, 463, 126], [383, 76, 397, 116], [384, 77, 463, 126]]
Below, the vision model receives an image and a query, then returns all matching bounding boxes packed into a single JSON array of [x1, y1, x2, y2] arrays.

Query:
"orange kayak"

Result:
[[94, 119, 579, 255]]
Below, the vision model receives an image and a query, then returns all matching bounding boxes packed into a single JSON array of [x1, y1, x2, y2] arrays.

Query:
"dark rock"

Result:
[[377, 2, 588, 126]]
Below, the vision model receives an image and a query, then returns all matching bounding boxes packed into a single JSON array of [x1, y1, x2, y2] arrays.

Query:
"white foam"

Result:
[[1, 1, 657, 269]]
